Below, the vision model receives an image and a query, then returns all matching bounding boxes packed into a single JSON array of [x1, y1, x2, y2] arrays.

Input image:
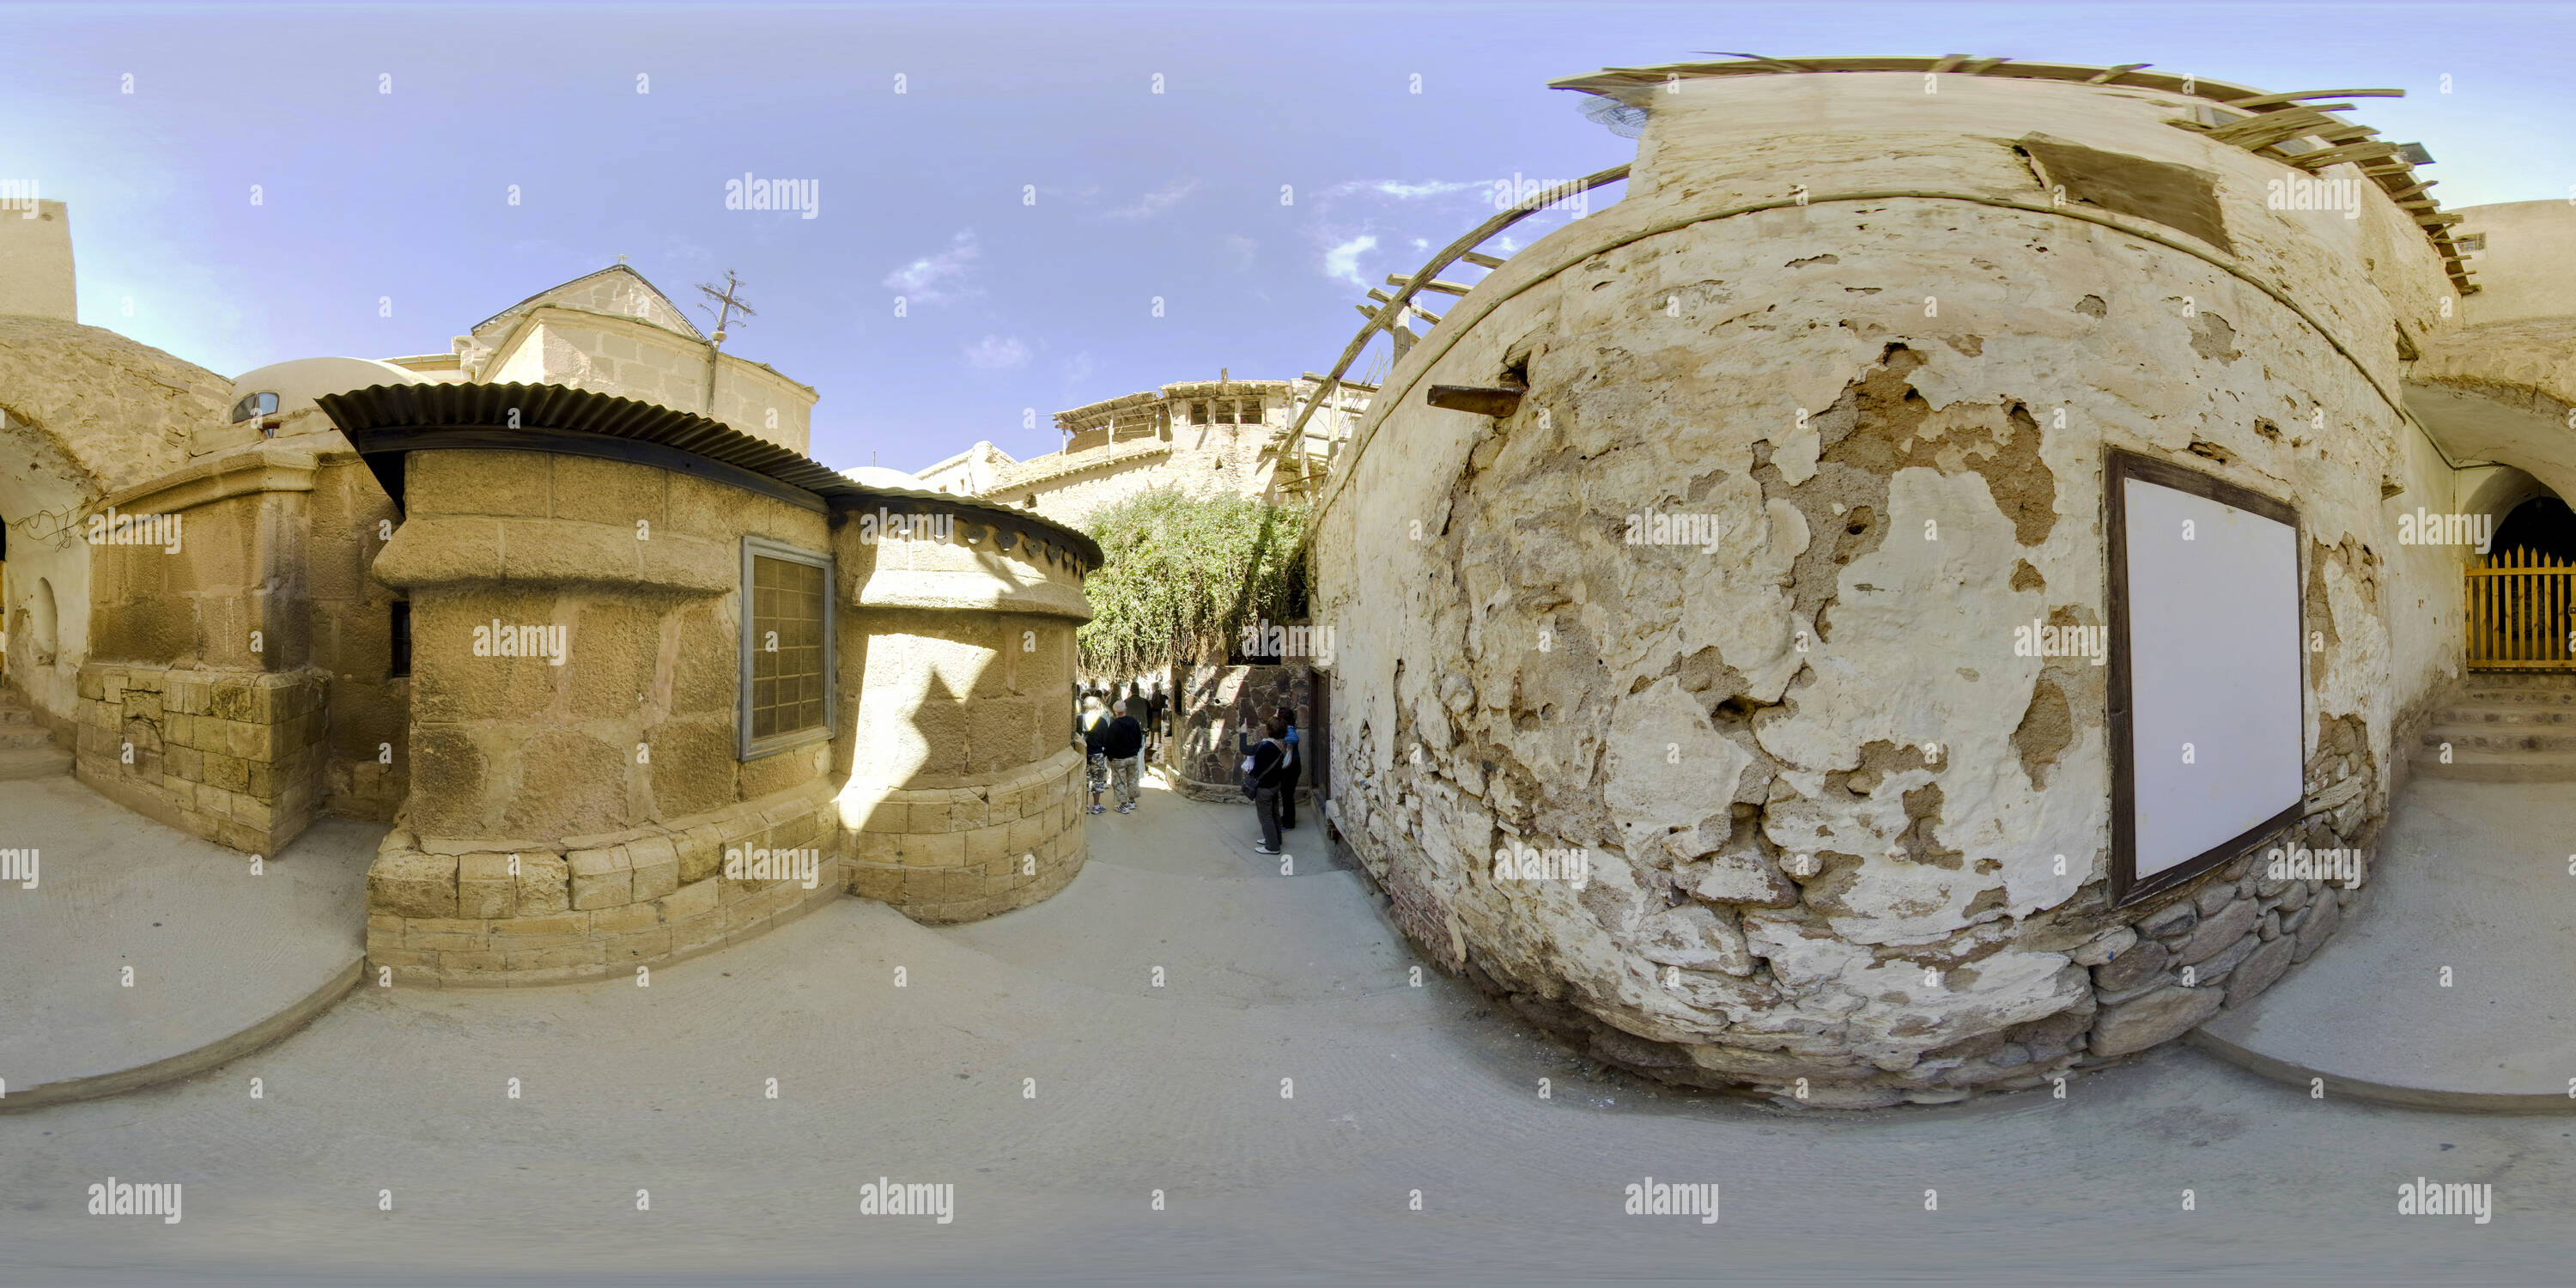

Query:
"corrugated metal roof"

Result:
[[315, 382, 1103, 569]]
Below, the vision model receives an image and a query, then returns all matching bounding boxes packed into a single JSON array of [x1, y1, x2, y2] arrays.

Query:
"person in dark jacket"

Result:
[[1246, 717, 1287, 854], [1103, 699, 1146, 814], [1273, 706, 1300, 830]]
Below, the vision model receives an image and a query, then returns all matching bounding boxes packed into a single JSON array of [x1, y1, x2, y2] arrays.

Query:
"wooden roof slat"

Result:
[[2287, 140, 2403, 169], [2221, 88, 2404, 109], [2205, 106, 2349, 144], [2083, 63, 2151, 83], [1459, 250, 1509, 270]]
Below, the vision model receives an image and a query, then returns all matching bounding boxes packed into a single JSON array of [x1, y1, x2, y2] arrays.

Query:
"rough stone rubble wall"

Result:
[[1314, 71, 2459, 1104]]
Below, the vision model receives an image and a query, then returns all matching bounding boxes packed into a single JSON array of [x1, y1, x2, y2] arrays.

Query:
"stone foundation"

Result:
[[75, 663, 327, 854], [841, 744, 1089, 923], [365, 779, 842, 985]]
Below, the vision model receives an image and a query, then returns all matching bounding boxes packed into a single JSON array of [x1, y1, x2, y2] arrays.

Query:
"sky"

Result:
[[4, 1, 2571, 475]]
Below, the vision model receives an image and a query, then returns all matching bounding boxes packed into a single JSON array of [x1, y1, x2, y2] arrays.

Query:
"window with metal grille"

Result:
[[739, 537, 835, 758]]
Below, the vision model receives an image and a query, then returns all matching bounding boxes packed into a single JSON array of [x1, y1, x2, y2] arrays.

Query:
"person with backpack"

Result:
[[1078, 694, 1111, 817], [1273, 705, 1300, 830], [1243, 717, 1288, 855]]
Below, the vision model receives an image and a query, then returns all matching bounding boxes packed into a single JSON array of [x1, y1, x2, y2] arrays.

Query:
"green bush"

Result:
[[1077, 488, 1309, 677]]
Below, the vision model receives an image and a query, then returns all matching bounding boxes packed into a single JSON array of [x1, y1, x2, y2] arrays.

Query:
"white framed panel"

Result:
[[2106, 452, 2305, 904]]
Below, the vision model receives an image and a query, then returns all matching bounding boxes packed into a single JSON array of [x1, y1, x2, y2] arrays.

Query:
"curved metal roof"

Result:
[[314, 381, 1103, 570]]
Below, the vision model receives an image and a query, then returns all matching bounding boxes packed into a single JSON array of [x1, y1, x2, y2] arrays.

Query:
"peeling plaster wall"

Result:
[[1315, 70, 2462, 1104]]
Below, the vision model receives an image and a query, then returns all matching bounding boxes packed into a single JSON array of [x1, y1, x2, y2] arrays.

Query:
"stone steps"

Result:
[[2414, 675, 2576, 782], [0, 744, 72, 781], [0, 694, 64, 771], [2450, 688, 2576, 707], [2420, 723, 2576, 753], [2437, 704, 2576, 725]]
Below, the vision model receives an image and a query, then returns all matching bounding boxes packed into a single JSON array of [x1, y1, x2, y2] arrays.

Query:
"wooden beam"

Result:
[[1458, 250, 1509, 270], [1389, 273, 1473, 296], [2083, 63, 2151, 83], [1366, 288, 1443, 325], [2287, 140, 2402, 169], [2208, 109, 2349, 149], [2221, 88, 2403, 110], [1425, 386, 1525, 417]]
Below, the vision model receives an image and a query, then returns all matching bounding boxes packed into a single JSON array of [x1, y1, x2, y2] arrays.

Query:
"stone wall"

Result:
[[0, 313, 223, 726], [367, 778, 843, 985], [1311, 68, 2461, 1103], [366, 448, 838, 983], [483, 310, 816, 454], [834, 510, 1094, 922], [307, 451, 409, 820], [1168, 663, 1312, 803], [76, 442, 339, 853], [0, 198, 76, 323], [74, 664, 327, 854]]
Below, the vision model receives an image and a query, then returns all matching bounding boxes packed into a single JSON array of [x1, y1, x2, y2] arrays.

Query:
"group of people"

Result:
[[1072, 682, 1306, 861], [1077, 682, 1168, 816]]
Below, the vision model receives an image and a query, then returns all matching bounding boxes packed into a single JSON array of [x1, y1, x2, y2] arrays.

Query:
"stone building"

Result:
[[914, 375, 1371, 527], [1306, 56, 2576, 1105], [2, 216, 1103, 987], [380, 265, 818, 455]]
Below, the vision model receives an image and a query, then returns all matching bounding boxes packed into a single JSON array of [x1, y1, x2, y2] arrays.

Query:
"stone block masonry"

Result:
[[841, 745, 1090, 924], [367, 779, 844, 985], [76, 664, 328, 854]]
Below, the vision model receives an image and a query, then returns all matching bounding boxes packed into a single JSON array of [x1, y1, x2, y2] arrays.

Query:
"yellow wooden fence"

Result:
[[2465, 549, 2576, 670]]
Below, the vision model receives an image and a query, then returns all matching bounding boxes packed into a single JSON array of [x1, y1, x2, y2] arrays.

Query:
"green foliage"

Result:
[[1077, 488, 1309, 677]]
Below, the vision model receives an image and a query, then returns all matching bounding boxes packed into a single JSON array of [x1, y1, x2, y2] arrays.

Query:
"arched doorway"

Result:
[[2464, 482, 2576, 671], [2492, 495, 2576, 563]]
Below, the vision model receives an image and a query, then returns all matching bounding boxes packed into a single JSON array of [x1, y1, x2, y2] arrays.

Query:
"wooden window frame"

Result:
[[738, 535, 836, 761], [2105, 448, 2306, 908]]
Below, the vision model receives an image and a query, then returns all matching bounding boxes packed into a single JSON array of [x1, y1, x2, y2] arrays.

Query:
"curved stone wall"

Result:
[[1313, 69, 2462, 1104], [835, 509, 1093, 923], [366, 450, 845, 984]]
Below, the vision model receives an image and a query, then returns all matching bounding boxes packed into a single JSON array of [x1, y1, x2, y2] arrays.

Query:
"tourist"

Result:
[[1245, 717, 1288, 855], [1104, 699, 1146, 814], [1079, 694, 1111, 816], [1274, 706, 1300, 830]]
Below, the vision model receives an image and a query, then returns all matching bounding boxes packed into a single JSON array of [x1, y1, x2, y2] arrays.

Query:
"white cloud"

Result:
[[882, 229, 981, 305], [1322, 234, 1378, 288], [1324, 179, 1485, 201], [963, 334, 1030, 369], [1105, 179, 1200, 220], [1224, 233, 1258, 269], [1410, 237, 1431, 251], [1061, 351, 1095, 385]]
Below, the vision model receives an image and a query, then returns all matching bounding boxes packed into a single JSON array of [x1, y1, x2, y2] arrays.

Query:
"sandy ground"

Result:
[[3, 772, 2568, 1285]]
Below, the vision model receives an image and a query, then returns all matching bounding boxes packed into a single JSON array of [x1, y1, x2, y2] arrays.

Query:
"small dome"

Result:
[[844, 465, 924, 489]]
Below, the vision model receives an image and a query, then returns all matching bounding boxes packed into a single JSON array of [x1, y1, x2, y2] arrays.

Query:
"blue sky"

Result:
[[6, 1, 2571, 473]]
